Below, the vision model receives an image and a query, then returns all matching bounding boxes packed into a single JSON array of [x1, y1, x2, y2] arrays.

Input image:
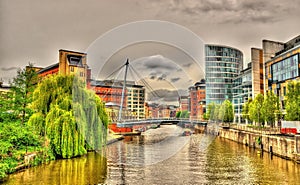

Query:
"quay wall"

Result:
[[217, 128, 300, 162]]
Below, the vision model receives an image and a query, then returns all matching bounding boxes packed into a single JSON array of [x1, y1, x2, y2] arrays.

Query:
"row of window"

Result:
[[206, 57, 241, 64], [205, 46, 243, 59], [206, 89, 232, 94], [206, 67, 238, 73], [205, 84, 230, 88], [271, 54, 299, 82]]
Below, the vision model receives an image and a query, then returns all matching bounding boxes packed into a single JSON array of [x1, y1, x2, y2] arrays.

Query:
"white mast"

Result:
[[118, 59, 129, 122]]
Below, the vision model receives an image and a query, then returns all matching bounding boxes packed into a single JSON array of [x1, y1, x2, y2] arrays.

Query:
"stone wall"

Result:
[[218, 128, 300, 162]]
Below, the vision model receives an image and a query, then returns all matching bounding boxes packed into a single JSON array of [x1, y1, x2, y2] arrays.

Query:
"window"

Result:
[[70, 66, 74, 72]]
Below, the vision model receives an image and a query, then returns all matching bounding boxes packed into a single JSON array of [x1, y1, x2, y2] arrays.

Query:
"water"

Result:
[[3, 125, 300, 185]]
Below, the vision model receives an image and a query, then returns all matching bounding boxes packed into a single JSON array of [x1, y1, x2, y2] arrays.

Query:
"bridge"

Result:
[[116, 118, 207, 128]]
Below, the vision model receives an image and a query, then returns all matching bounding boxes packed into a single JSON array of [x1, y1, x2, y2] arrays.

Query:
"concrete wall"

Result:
[[218, 128, 300, 161]]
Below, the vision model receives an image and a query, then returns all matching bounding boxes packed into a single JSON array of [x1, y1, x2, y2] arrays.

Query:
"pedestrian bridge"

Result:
[[116, 118, 207, 128]]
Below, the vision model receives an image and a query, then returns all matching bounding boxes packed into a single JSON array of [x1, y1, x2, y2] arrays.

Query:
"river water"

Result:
[[3, 125, 300, 185]]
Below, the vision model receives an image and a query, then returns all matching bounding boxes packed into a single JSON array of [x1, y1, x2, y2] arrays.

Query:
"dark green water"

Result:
[[3, 127, 300, 184]]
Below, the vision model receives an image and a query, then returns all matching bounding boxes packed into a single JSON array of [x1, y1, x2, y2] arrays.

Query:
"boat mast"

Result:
[[118, 59, 129, 121]]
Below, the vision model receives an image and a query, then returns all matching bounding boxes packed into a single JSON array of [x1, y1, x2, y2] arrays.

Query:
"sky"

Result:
[[1, 0, 300, 104]]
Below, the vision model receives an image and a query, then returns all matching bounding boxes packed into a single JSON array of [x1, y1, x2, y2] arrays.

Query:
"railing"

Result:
[[118, 117, 189, 123], [221, 123, 281, 135]]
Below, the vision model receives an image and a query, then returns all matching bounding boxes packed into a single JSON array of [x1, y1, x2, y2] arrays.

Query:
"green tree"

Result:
[[205, 102, 221, 121], [181, 110, 190, 118], [261, 91, 281, 127], [176, 111, 181, 118], [204, 102, 214, 121], [249, 94, 264, 126], [9, 63, 38, 124], [0, 91, 14, 122], [285, 81, 300, 121], [28, 75, 108, 158], [219, 100, 234, 123], [242, 98, 252, 123]]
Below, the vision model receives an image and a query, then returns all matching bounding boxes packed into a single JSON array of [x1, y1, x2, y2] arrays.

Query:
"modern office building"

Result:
[[232, 62, 252, 123], [232, 48, 264, 123], [205, 45, 243, 105], [264, 35, 300, 112]]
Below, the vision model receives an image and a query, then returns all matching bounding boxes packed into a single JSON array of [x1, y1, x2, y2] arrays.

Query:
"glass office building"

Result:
[[205, 45, 243, 105]]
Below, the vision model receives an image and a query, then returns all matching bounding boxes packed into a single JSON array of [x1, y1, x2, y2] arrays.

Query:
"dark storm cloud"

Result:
[[157, 74, 167, 81], [148, 89, 180, 102], [171, 77, 180, 83], [150, 75, 156, 80], [147, 88, 188, 103], [1, 67, 18, 71], [182, 63, 192, 68], [143, 58, 177, 71], [167, 0, 294, 24]]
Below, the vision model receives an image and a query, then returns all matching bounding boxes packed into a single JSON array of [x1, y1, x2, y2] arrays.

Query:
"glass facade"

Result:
[[271, 54, 299, 82], [205, 45, 243, 104], [232, 68, 252, 123]]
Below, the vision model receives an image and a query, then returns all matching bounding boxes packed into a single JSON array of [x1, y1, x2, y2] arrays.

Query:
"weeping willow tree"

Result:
[[28, 75, 108, 158]]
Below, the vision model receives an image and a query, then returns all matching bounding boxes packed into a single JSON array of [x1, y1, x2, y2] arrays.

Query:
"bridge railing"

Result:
[[118, 117, 190, 123]]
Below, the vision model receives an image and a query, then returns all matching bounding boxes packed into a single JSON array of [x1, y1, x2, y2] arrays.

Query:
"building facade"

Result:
[[91, 80, 126, 108], [126, 83, 145, 119], [232, 48, 264, 123], [232, 63, 252, 123], [264, 35, 300, 113], [205, 45, 243, 105], [188, 79, 206, 120], [36, 49, 90, 83], [179, 96, 189, 112]]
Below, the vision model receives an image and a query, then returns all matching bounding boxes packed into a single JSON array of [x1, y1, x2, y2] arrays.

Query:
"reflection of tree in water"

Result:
[[49, 152, 107, 184], [8, 152, 107, 185]]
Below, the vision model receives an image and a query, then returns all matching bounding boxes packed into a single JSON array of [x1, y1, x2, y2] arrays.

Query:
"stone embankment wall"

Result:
[[218, 128, 300, 162]]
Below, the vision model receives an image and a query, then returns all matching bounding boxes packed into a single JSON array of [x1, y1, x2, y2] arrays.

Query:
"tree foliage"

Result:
[[242, 98, 252, 121], [261, 91, 281, 126], [205, 102, 219, 121], [175, 110, 190, 118], [9, 63, 38, 124], [249, 94, 264, 126], [0, 121, 43, 180], [28, 75, 108, 158], [219, 100, 234, 123], [175, 111, 181, 118], [285, 81, 300, 121]]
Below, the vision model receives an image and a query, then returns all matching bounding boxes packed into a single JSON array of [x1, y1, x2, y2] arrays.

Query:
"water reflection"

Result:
[[105, 134, 300, 184], [4, 152, 107, 185], [3, 127, 300, 185]]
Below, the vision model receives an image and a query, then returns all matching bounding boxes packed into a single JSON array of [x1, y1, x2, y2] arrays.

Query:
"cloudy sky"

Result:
[[1, 0, 299, 104]]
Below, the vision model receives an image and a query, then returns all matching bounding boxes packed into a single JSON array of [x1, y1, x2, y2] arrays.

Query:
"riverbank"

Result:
[[106, 132, 124, 145], [214, 126, 300, 163]]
